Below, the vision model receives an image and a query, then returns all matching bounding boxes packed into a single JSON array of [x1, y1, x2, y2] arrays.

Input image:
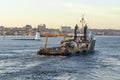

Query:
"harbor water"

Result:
[[0, 36, 120, 80]]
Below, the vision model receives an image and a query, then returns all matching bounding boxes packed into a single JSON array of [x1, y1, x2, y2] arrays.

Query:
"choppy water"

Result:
[[0, 36, 120, 80]]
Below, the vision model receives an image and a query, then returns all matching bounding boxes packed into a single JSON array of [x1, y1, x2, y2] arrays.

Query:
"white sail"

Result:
[[35, 32, 41, 40]]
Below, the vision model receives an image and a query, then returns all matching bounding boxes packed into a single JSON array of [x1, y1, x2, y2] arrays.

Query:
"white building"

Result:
[[38, 24, 46, 32]]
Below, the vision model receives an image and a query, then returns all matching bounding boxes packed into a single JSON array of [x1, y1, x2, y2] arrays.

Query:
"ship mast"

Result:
[[80, 14, 86, 29]]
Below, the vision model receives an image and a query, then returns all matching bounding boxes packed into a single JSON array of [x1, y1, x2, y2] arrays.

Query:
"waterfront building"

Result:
[[0, 26, 5, 35], [24, 24, 33, 35], [38, 24, 46, 32], [60, 26, 72, 33]]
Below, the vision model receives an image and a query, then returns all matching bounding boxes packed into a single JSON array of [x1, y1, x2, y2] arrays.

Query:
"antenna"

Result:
[[80, 14, 86, 29]]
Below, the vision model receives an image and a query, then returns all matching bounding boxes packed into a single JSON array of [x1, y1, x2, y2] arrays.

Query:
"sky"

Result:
[[0, 0, 120, 29]]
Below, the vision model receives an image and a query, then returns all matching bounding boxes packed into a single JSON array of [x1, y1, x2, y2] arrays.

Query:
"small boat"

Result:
[[37, 15, 96, 56], [12, 31, 41, 41]]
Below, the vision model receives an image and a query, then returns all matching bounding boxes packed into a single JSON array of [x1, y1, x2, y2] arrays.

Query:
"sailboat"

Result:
[[35, 31, 41, 41]]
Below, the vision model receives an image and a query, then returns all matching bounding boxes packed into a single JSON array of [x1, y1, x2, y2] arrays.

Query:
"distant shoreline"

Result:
[[0, 35, 120, 36]]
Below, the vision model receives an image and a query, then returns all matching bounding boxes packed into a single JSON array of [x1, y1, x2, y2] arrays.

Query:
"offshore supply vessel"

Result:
[[37, 15, 96, 56]]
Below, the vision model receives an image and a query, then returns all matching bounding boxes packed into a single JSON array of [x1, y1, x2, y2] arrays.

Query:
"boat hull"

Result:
[[37, 40, 96, 56]]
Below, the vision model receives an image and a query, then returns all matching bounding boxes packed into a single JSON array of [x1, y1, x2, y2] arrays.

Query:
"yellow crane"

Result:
[[43, 33, 71, 55]]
